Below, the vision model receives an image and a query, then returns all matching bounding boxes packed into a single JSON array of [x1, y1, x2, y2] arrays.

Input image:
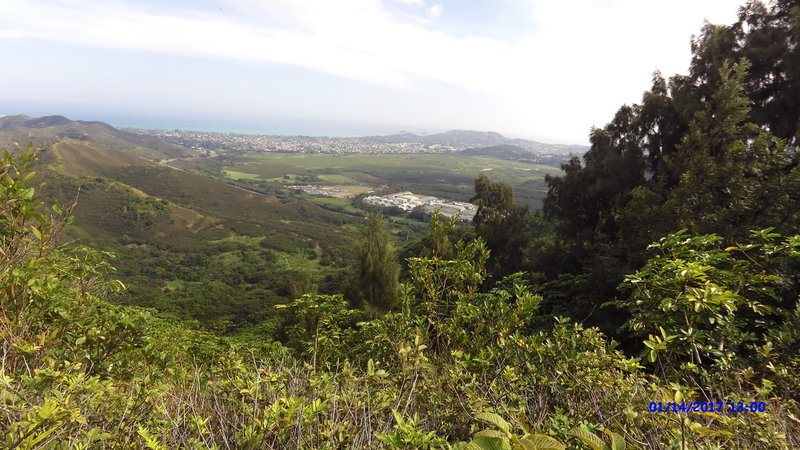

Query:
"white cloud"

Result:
[[494, 0, 741, 140], [0, 0, 744, 142], [0, 0, 507, 91]]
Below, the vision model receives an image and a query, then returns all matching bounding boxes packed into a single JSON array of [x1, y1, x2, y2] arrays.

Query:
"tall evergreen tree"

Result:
[[471, 173, 515, 226], [545, 0, 800, 258], [471, 173, 534, 277], [356, 214, 400, 312], [660, 60, 800, 239], [688, 0, 800, 145], [537, 0, 800, 329]]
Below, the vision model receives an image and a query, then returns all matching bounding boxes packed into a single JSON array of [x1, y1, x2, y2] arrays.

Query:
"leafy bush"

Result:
[[3, 146, 800, 448], [618, 228, 800, 395]]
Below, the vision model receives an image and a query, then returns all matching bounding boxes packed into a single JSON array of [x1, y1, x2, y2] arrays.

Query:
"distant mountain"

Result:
[[364, 129, 587, 157], [461, 144, 579, 167], [0, 114, 195, 159], [363, 129, 587, 166], [0, 114, 350, 246], [364, 129, 506, 146], [421, 130, 509, 147], [0, 114, 74, 129]]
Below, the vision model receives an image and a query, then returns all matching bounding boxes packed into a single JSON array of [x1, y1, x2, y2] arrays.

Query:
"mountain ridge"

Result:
[[361, 130, 589, 161], [0, 114, 195, 159], [2, 115, 587, 158]]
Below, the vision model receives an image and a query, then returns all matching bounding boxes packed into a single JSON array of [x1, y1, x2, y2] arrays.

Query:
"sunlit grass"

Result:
[[223, 169, 261, 180]]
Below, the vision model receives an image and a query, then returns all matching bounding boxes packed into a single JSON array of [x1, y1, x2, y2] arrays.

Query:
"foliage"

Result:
[[424, 210, 459, 259], [376, 410, 448, 449], [453, 412, 564, 450], [541, 47, 800, 329], [471, 173, 516, 226], [659, 60, 800, 240], [1, 146, 168, 447], [618, 228, 800, 395], [569, 427, 626, 450], [471, 173, 538, 277], [277, 293, 359, 370], [2, 144, 799, 447], [538, 0, 800, 328], [356, 213, 401, 312], [119, 194, 169, 226]]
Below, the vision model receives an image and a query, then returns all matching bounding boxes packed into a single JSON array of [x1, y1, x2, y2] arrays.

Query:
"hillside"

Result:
[[38, 139, 351, 241], [0, 114, 195, 159], [8, 130, 362, 331], [3, 142, 799, 448], [364, 129, 587, 156]]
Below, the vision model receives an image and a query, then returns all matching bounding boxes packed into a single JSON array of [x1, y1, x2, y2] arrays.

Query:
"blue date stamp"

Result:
[[649, 401, 766, 413]]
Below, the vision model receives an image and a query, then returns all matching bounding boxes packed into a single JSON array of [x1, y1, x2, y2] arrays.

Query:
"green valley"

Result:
[[174, 151, 562, 211], [2, 132, 364, 337], [4, 117, 559, 340]]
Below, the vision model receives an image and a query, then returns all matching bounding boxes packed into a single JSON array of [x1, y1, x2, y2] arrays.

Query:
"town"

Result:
[[122, 128, 582, 162], [363, 192, 477, 222], [285, 184, 354, 197], [124, 128, 457, 154]]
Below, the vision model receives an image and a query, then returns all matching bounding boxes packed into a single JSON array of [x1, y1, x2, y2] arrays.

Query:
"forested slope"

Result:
[[25, 137, 361, 337], [2, 0, 800, 448]]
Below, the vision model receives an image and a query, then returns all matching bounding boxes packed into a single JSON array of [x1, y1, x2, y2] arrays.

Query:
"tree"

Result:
[[277, 293, 358, 370], [471, 173, 515, 226], [645, 60, 800, 241], [539, 34, 800, 328], [543, 0, 800, 252], [422, 210, 458, 260], [543, 103, 648, 245], [470, 173, 534, 277], [356, 214, 400, 312]]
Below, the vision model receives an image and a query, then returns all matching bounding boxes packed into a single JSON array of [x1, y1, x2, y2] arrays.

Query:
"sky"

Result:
[[0, 0, 743, 144]]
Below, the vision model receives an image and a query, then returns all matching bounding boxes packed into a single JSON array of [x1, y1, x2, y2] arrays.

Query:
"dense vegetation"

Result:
[[2, 1, 800, 447], [27, 140, 365, 339]]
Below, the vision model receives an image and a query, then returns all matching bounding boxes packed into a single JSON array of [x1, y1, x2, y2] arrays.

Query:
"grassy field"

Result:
[[232, 153, 557, 182], [223, 169, 261, 180], [194, 153, 562, 208]]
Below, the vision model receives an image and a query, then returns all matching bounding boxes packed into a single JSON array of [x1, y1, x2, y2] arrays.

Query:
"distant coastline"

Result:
[[0, 102, 588, 145]]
